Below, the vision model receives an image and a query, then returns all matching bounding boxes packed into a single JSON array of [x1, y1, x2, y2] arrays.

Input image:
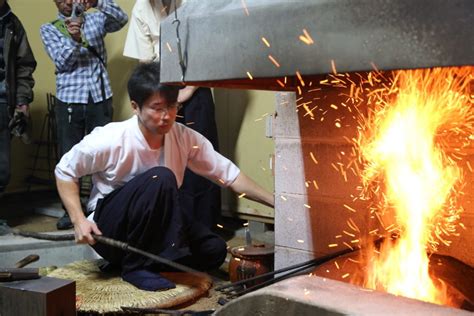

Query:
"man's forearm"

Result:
[[100, 0, 129, 32], [56, 178, 86, 224], [229, 172, 274, 208], [177, 86, 198, 103]]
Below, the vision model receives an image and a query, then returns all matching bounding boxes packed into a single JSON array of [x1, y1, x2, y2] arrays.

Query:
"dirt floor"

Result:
[[0, 190, 274, 315]]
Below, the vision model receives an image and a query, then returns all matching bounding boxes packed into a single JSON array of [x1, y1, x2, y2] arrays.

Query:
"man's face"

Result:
[[54, 0, 73, 17], [133, 92, 179, 136]]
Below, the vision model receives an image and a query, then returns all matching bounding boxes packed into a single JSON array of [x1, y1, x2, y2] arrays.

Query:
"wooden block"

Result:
[[0, 276, 75, 316]]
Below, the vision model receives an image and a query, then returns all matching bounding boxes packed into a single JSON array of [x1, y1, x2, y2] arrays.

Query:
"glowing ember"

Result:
[[357, 67, 473, 305], [261, 37, 270, 47], [298, 28, 314, 45], [268, 55, 281, 68]]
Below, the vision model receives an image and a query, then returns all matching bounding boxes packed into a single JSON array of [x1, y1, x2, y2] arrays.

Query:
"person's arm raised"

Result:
[[177, 86, 199, 103]]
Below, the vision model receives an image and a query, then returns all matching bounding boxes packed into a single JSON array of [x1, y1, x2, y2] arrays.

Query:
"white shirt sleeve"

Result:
[[54, 129, 110, 182], [123, 3, 160, 61]]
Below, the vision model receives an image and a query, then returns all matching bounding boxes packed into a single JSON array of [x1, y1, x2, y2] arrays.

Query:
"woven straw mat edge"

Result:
[[47, 259, 212, 313]]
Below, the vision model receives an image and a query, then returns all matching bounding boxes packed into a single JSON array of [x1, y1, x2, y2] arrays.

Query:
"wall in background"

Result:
[[215, 89, 275, 222]]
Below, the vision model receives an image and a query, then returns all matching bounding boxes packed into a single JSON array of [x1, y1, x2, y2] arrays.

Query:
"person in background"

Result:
[[55, 62, 274, 291], [0, 0, 36, 197], [124, 0, 222, 229], [40, 0, 128, 230]]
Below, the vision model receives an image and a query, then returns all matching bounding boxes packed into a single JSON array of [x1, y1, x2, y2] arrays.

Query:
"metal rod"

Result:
[[218, 260, 319, 296], [216, 247, 355, 292], [91, 234, 207, 278], [12, 230, 208, 279], [232, 262, 319, 297], [121, 306, 215, 315], [14, 229, 75, 241], [14, 254, 40, 268]]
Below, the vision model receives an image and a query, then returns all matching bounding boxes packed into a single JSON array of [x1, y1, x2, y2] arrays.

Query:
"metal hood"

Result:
[[160, 0, 474, 89]]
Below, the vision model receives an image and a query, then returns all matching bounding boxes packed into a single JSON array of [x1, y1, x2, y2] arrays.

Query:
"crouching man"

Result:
[[55, 62, 274, 291]]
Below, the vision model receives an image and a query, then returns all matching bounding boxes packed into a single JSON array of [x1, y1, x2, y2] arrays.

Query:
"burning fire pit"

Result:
[[302, 67, 474, 307], [159, 0, 474, 313], [312, 251, 474, 311], [271, 67, 474, 312]]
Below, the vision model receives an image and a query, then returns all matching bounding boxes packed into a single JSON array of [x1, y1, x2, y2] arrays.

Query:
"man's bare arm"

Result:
[[229, 172, 274, 208], [56, 178, 101, 244], [177, 86, 199, 103]]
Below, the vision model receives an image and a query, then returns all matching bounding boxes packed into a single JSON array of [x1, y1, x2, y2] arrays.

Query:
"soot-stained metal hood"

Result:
[[160, 0, 473, 89]]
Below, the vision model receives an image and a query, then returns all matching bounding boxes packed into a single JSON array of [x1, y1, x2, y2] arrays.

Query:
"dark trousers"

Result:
[[55, 96, 113, 157], [177, 87, 221, 228], [92, 167, 227, 274], [0, 103, 9, 192]]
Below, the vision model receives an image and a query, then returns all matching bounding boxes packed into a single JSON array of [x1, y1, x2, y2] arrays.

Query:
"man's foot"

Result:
[[56, 213, 73, 230], [122, 269, 176, 291]]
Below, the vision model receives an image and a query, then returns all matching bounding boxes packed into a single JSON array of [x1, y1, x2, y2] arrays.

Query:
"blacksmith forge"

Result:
[[160, 0, 474, 315]]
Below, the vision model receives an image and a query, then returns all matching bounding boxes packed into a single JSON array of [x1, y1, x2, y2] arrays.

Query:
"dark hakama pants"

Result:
[[92, 167, 227, 274]]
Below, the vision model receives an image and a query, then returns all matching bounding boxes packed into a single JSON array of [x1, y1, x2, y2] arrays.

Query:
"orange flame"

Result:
[[357, 67, 473, 305]]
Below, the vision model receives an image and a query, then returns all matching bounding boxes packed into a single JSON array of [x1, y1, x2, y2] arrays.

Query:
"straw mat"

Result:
[[48, 259, 212, 314]]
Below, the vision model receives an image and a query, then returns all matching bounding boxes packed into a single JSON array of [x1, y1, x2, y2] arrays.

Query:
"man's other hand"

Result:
[[65, 18, 82, 42]]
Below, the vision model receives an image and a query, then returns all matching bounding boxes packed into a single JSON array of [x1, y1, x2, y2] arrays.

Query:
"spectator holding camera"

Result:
[[40, 0, 127, 229]]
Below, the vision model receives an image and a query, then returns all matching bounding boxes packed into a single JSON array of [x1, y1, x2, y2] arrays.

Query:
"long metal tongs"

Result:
[[215, 247, 355, 297], [90, 234, 207, 278]]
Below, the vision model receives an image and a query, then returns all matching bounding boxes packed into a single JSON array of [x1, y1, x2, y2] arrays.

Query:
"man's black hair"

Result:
[[127, 62, 180, 109]]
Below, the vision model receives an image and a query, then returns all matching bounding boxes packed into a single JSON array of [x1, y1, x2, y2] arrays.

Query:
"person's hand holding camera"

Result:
[[65, 18, 82, 43], [73, 0, 98, 11], [63, 0, 98, 43]]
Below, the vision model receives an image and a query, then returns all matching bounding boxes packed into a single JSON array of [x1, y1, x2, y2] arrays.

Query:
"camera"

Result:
[[71, 3, 85, 22]]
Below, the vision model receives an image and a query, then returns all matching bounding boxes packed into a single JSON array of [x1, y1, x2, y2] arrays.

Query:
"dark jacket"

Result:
[[2, 5, 36, 117]]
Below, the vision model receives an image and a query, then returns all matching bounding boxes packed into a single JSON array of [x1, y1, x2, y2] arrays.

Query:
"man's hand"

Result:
[[74, 217, 102, 245], [73, 0, 97, 10], [15, 104, 29, 118], [65, 18, 82, 42], [177, 86, 199, 104]]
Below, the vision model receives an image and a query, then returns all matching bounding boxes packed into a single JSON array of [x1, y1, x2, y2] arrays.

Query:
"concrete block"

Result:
[[274, 92, 300, 139], [274, 245, 315, 271], [215, 275, 471, 316], [274, 139, 306, 195]]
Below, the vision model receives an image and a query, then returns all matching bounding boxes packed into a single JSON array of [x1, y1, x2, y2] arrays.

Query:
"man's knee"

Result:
[[143, 167, 177, 186]]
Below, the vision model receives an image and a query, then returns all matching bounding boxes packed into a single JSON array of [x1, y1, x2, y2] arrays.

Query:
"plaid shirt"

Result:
[[40, 0, 127, 104]]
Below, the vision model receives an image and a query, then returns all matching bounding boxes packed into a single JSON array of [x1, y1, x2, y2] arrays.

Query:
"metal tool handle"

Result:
[[0, 268, 40, 281], [14, 254, 40, 268]]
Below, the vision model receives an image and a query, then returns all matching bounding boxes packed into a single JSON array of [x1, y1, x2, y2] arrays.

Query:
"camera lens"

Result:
[[72, 3, 84, 18]]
